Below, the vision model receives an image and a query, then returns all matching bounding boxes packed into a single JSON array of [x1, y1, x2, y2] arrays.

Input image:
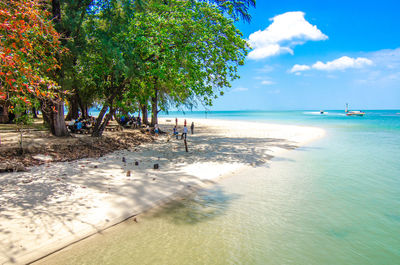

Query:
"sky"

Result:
[[211, 0, 400, 110]]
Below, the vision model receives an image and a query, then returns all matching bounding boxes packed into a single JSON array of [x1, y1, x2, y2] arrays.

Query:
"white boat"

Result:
[[345, 103, 365, 116]]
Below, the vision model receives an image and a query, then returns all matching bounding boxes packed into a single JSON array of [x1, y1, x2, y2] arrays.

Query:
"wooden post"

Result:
[[184, 139, 188, 152]]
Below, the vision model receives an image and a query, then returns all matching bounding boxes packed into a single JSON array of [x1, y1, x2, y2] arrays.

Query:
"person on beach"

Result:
[[175, 117, 178, 127], [145, 125, 150, 134], [181, 125, 188, 140], [184, 119, 187, 126], [154, 124, 159, 136], [173, 126, 178, 139], [190, 122, 194, 134]]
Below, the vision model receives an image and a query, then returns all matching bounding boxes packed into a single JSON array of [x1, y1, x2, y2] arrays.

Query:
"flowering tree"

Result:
[[0, 0, 68, 134]]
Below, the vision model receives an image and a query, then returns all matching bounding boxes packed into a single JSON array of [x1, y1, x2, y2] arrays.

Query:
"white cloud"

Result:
[[248, 11, 327, 60], [312, 56, 373, 71], [290, 56, 373, 73], [248, 45, 293, 59], [290, 64, 310, 73], [232, 87, 248, 92], [261, 80, 275, 85], [369, 48, 400, 69]]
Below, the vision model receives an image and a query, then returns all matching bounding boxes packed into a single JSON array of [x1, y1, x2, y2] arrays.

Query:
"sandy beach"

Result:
[[0, 118, 325, 265]]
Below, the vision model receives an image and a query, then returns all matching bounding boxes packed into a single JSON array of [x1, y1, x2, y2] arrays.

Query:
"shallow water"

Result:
[[35, 110, 400, 264]]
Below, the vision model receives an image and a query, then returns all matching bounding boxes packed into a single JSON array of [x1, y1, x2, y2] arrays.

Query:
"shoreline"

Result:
[[0, 118, 325, 265]]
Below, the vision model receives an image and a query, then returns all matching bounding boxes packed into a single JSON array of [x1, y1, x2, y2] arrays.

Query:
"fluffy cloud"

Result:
[[312, 56, 373, 71], [290, 56, 373, 73], [248, 11, 328, 60], [290, 64, 311, 73]]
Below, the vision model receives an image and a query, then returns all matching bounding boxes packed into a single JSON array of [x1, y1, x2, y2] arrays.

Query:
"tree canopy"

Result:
[[1, 0, 254, 136], [0, 0, 65, 105]]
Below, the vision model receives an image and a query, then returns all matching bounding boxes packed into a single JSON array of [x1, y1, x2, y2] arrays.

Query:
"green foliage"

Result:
[[197, 0, 256, 23], [129, 0, 249, 109], [9, 97, 33, 125]]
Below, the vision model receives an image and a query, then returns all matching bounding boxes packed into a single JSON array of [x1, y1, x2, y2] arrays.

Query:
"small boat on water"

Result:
[[345, 103, 365, 116], [320, 110, 324, 114]]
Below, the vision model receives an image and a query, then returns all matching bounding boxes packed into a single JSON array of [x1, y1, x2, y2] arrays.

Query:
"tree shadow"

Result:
[[149, 185, 240, 225]]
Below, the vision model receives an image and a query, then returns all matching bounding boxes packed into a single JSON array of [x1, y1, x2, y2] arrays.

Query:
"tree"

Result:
[[68, 0, 249, 136], [0, 0, 64, 106], [75, 0, 140, 136], [199, 0, 256, 22], [130, 0, 249, 125], [0, 0, 71, 136]]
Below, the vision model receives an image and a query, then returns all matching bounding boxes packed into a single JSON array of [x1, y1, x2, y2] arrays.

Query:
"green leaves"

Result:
[[128, 0, 248, 108]]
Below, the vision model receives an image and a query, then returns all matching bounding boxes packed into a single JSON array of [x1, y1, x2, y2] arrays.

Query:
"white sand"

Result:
[[0, 119, 325, 264]]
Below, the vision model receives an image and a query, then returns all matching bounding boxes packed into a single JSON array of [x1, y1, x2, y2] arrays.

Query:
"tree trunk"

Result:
[[40, 100, 51, 126], [41, 99, 69, 137], [96, 108, 114, 137], [92, 108, 115, 137], [66, 94, 80, 120], [81, 104, 89, 119], [151, 88, 158, 126], [78, 96, 89, 119], [91, 105, 108, 137], [140, 104, 149, 125], [53, 101, 69, 136], [91, 90, 118, 137], [32, 106, 38, 119]]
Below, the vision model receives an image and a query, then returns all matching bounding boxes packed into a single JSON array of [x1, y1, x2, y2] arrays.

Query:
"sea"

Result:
[[36, 110, 400, 265]]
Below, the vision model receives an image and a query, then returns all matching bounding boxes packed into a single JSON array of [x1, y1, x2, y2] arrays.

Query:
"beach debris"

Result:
[[135, 161, 139, 166], [126, 170, 131, 177], [15, 163, 26, 172], [32, 154, 53, 162], [94, 165, 98, 168], [22, 179, 32, 184], [133, 217, 138, 223], [152, 178, 156, 181], [0, 162, 26, 172], [122, 157, 126, 163], [153, 163, 159, 169]]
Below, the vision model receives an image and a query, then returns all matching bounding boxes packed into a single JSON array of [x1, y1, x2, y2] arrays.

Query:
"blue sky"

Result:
[[211, 0, 400, 110]]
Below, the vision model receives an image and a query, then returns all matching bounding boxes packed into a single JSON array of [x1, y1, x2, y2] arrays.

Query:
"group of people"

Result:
[[173, 118, 194, 140], [145, 123, 159, 136], [67, 116, 96, 133], [119, 115, 141, 128]]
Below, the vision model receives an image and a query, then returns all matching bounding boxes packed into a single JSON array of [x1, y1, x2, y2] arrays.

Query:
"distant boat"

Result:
[[320, 110, 324, 114], [345, 103, 365, 116]]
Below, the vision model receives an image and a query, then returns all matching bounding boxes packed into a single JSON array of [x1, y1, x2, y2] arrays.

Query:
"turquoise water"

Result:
[[36, 110, 400, 265]]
